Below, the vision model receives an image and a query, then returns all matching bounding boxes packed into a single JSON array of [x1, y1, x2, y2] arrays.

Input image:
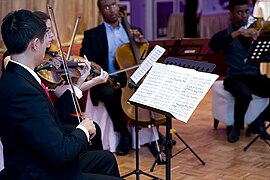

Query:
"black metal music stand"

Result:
[[149, 57, 214, 172], [246, 35, 270, 63], [128, 57, 216, 180], [121, 82, 161, 180]]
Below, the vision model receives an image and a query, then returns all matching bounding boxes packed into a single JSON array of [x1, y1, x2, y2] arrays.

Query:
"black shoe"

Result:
[[116, 134, 131, 156], [247, 122, 270, 140], [226, 125, 233, 136], [227, 127, 240, 143], [246, 124, 257, 135], [257, 125, 270, 140], [260, 129, 270, 140]]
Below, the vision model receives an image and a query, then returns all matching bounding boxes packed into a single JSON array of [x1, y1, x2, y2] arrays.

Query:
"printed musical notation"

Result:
[[130, 45, 165, 84], [129, 62, 219, 123]]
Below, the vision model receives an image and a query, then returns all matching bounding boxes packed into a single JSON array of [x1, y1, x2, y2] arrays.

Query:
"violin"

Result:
[[36, 49, 84, 89], [241, 16, 270, 39], [36, 48, 121, 90]]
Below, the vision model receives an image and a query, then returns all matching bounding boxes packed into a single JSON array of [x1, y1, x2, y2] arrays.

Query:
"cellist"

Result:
[[80, 0, 147, 156]]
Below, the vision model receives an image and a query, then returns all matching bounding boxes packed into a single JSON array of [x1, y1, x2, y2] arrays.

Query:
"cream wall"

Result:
[[0, 0, 99, 52]]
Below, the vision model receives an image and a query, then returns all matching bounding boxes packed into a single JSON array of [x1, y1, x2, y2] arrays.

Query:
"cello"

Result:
[[115, 8, 165, 126]]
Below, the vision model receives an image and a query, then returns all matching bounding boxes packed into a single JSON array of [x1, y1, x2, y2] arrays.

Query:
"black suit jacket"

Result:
[[0, 62, 89, 179]]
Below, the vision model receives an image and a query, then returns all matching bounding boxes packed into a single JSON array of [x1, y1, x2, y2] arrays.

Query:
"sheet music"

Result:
[[129, 63, 219, 123], [130, 45, 166, 84]]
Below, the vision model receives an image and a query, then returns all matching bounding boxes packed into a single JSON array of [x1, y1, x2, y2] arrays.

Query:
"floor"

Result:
[[116, 90, 270, 180]]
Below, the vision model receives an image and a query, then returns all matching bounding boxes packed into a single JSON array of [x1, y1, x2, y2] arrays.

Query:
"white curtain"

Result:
[[0, 0, 99, 52]]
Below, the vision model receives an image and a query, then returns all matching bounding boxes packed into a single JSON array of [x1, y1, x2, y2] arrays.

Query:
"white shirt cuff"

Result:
[[73, 86, 83, 99], [77, 124, 90, 142]]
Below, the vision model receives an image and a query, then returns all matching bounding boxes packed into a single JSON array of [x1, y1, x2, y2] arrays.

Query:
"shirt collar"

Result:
[[104, 21, 123, 31]]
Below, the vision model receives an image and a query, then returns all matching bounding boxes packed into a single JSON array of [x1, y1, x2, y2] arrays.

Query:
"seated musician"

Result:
[[0, 9, 121, 179], [80, 0, 148, 156], [32, 12, 109, 145], [1, 8, 114, 170], [209, 0, 270, 143]]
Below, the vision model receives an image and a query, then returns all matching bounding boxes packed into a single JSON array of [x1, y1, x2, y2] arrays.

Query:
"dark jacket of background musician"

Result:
[[80, 23, 141, 106]]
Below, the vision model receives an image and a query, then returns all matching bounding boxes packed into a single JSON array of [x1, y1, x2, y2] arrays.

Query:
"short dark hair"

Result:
[[229, 0, 249, 11], [97, 0, 103, 10], [1, 9, 46, 54], [33, 11, 50, 22]]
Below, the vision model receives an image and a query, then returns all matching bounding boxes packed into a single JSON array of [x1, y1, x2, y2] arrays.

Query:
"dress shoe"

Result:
[[247, 123, 270, 140], [227, 127, 240, 143], [246, 123, 260, 135], [226, 125, 233, 136], [255, 125, 270, 140], [116, 134, 132, 156], [260, 129, 270, 140]]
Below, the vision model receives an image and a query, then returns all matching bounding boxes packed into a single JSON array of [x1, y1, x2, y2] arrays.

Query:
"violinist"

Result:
[[1, 10, 109, 151], [0, 9, 121, 179], [209, 0, 270, 143], [32, 11, 109, 151], [1, 12, 110, 150], [80, 0, 147, 156]]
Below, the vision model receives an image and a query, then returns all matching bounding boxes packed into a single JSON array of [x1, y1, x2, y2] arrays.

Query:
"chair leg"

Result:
[[214, 118, 219, 129]]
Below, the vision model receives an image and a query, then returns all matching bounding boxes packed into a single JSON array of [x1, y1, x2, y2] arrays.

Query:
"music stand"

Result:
[[243, 35, 270, 151], [129, 57, 216, 180], [246, 35, 270, 63], [121, 83, 162, 180]]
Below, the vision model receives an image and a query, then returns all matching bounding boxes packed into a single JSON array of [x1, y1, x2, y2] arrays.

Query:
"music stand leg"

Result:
[[150, 121, 205, 172], [172, 131, 205, 165], [121, 105, 161, 180], [164, 116, 172, 180], [243, 134, 261, 151]]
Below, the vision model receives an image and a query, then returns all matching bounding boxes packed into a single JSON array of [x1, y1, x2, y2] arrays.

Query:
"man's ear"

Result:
[[30, 38, 39, 51]]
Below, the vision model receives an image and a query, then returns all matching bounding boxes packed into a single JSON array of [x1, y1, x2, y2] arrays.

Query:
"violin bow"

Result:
[[47, 5, 83, 123]]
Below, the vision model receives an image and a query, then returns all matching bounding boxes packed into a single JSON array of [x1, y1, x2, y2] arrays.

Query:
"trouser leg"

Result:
[[80, 150, 120, 177]]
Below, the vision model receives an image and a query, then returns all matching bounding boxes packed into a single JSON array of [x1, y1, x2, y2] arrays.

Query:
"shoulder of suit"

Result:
[[86, 24, 105, 32]]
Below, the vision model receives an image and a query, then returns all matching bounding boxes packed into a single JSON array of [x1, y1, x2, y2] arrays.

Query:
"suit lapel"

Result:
[[99, 24, 109, 70]]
